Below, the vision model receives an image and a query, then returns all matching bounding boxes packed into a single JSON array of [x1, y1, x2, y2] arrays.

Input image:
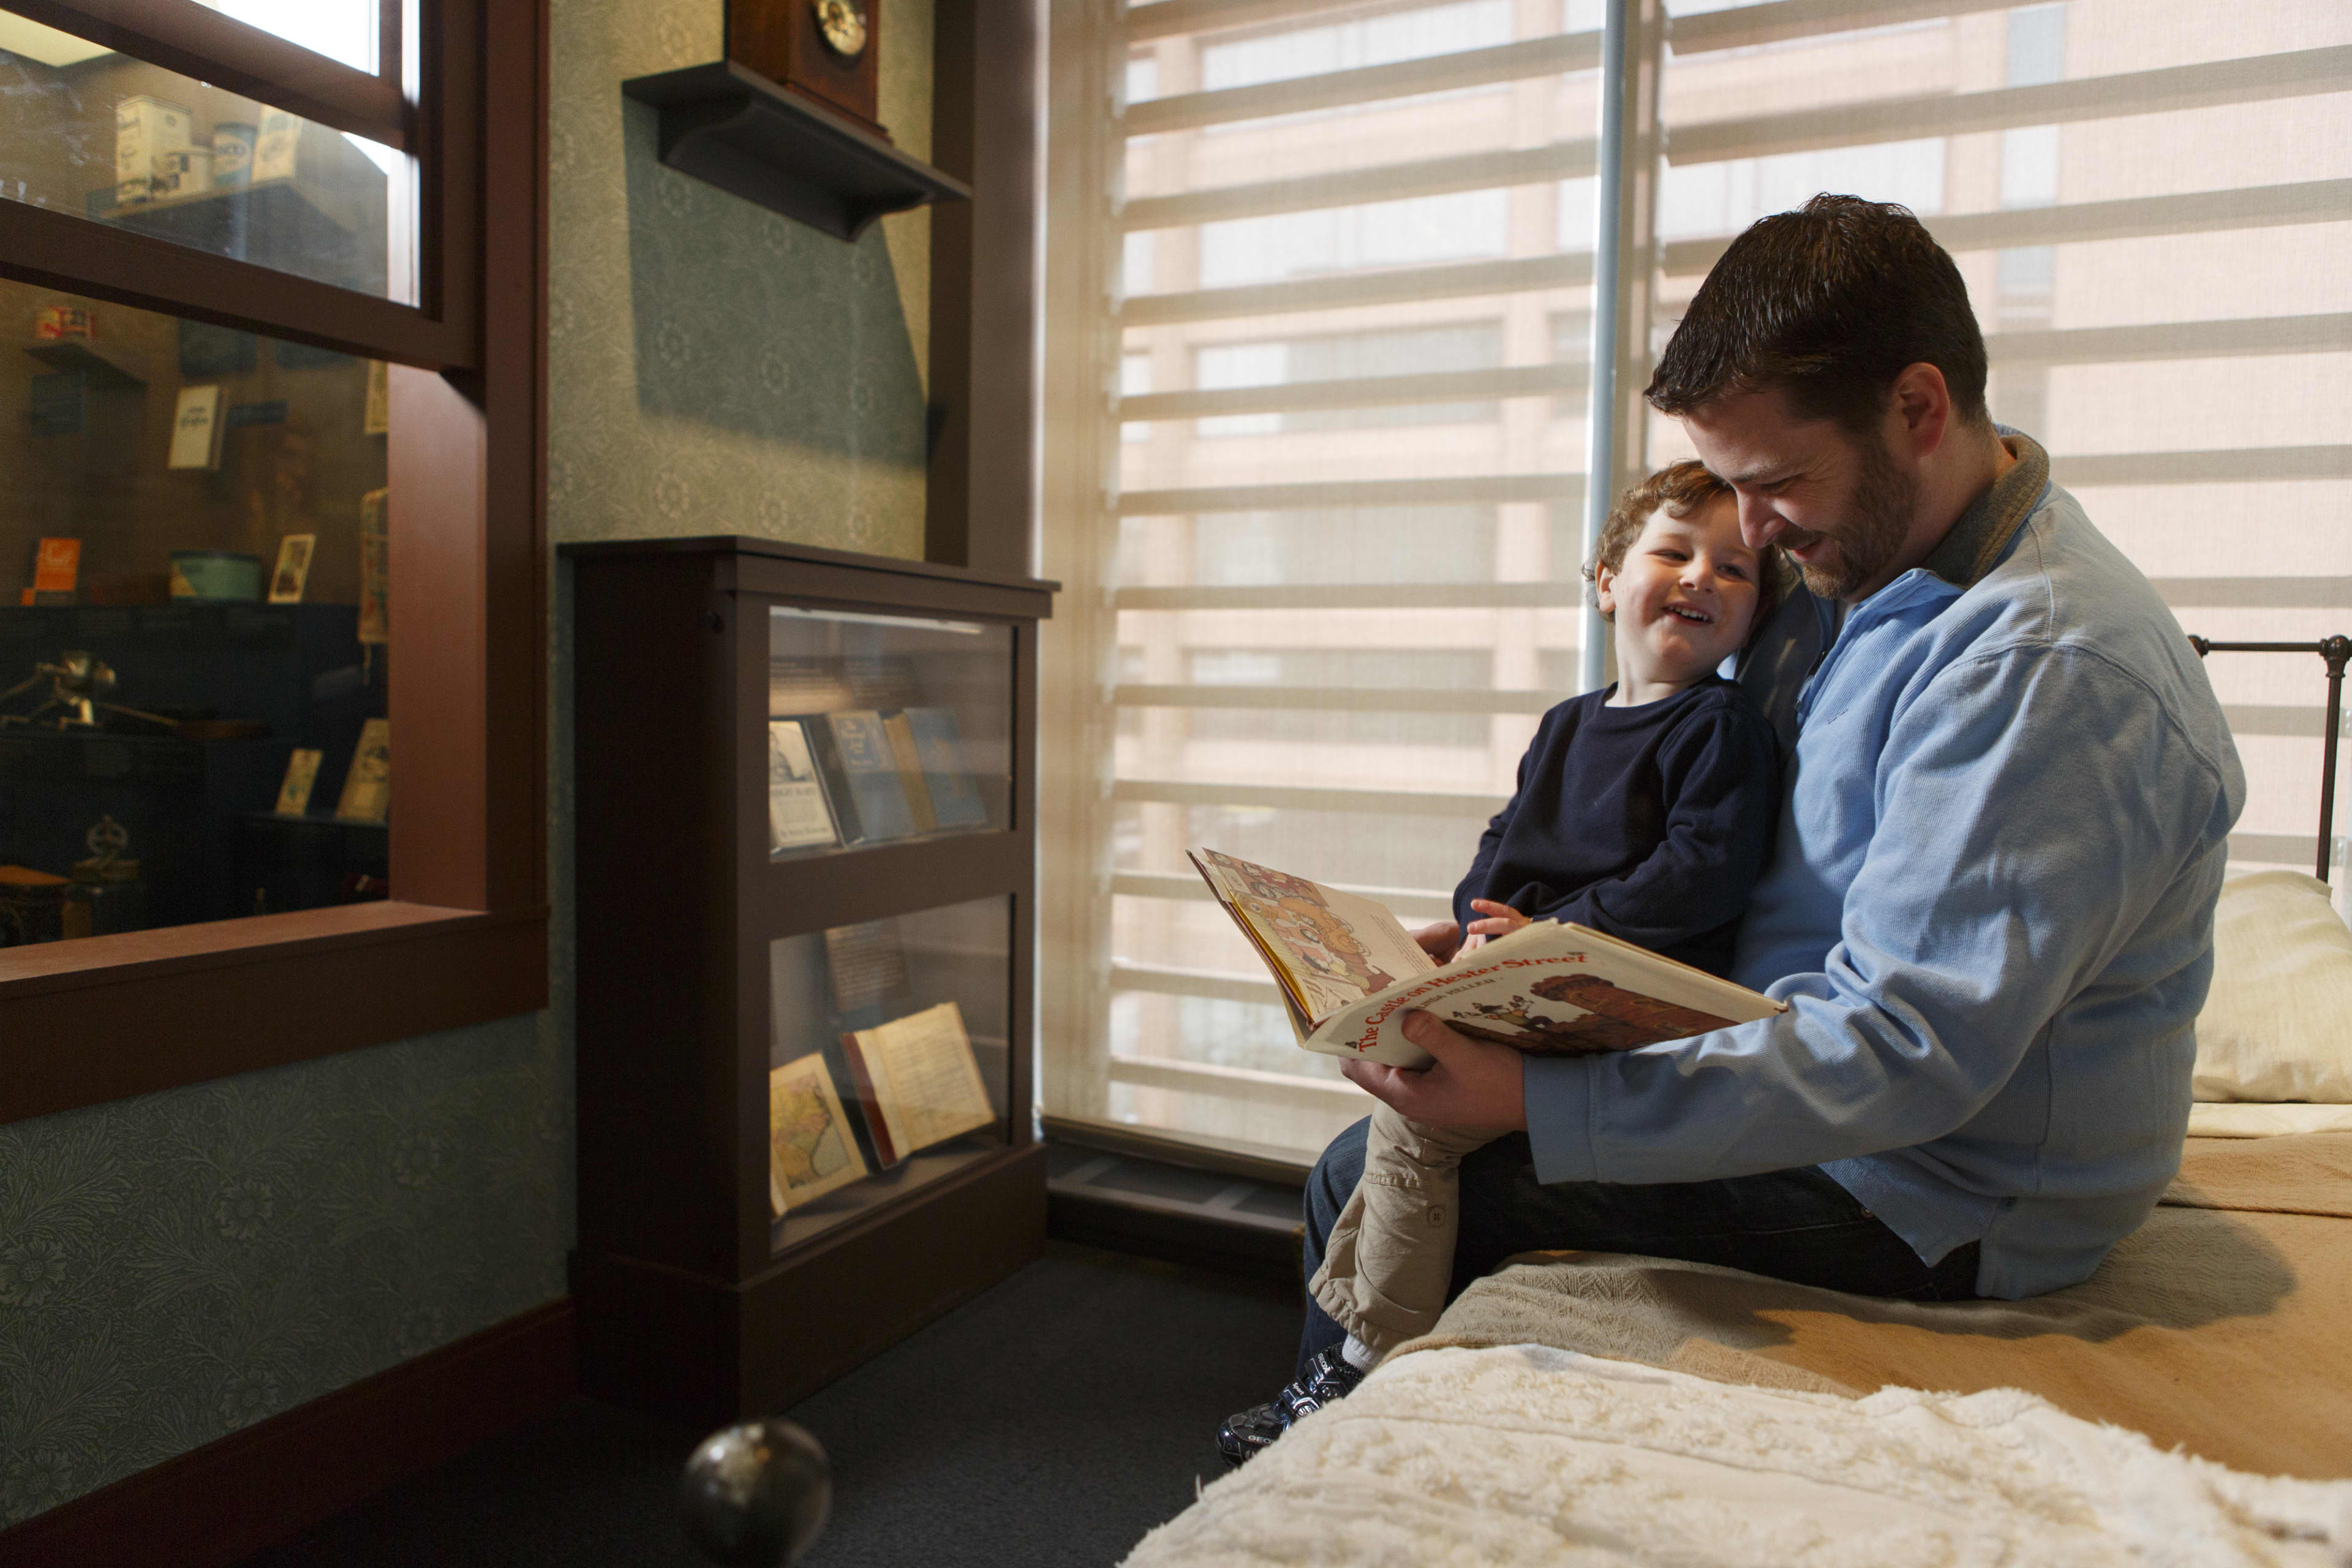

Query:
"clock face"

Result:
[[813, 0, 868, 60]]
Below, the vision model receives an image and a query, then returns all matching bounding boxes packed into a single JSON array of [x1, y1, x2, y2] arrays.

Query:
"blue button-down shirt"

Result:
[[1524, 444, 2244, 1298]]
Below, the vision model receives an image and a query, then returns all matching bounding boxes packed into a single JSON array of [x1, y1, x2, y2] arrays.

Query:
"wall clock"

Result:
[[729, 0, 885, 139]]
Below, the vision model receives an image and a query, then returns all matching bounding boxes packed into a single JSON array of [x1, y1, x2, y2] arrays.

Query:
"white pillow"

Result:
[[2192, 869, 2352, 1103]]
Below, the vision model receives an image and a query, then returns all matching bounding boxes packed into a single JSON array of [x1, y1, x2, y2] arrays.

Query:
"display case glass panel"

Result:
[[0, 284, 391, 946], [767, 893, 1012, 1254], [766, 605, 1012, 857], [0, 9, 415, 301]]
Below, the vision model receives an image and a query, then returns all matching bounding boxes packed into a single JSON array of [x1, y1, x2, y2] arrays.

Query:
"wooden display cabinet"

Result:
[[565, 537, 1055, 1419]]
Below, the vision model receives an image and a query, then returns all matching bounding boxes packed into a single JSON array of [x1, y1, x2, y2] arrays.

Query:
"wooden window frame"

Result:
[[0, 0, 474, 363], [0, 0, 548, 1124]]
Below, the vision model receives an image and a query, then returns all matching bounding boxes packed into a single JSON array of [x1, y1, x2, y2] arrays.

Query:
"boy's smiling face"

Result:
[[1595, 494, 1761, 698]]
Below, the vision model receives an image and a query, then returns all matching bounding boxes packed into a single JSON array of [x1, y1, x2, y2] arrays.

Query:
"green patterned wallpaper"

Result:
[[549, 0, 936, 559], [0, 1016, 565, 1527], [1, 0, 937, 1530]]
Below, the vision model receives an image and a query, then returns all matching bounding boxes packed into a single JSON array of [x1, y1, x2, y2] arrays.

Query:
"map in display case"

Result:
[[765, 894, 1012, 1253], [765, 606, 1010, 858]]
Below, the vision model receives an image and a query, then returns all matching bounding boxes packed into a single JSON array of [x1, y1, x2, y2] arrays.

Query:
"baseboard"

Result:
[[0, 1297, 576, 1568], [1041, 1116, 1314, 1186], [1047, 1185, 1302, 1284]]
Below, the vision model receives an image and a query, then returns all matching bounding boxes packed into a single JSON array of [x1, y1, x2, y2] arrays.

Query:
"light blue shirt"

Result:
[[1525, 440, 2244, 1298]]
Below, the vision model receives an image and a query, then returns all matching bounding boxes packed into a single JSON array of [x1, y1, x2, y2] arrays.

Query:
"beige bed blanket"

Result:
[[1396, 1133, 2352, 1481], [1127, 1348, 2352, 1567]]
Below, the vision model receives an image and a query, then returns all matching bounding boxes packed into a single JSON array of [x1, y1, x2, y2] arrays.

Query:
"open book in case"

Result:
[[563, 537, 1055, 1420]]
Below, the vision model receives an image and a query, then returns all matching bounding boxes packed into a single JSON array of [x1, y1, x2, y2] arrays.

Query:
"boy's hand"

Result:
[[1464, 899, 1532, 944], [1340, 1011, 1526, 1133], [1411, 919, 1462, 963]]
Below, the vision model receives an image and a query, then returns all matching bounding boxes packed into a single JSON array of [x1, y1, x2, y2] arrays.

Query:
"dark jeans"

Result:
[[1298, 1118, 1978, 1378]]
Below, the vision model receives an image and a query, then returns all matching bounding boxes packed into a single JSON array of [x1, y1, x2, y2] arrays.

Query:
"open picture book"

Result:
[[1189, 849, 1786, 1069]]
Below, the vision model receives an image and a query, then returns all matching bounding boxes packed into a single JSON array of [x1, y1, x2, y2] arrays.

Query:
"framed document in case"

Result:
[[839, 1001, 995, 1166], [768, 1052, 869, 1215], [826, 710, 919, 841], [767, 719, 842, 851], [902, 706, 987, 830]]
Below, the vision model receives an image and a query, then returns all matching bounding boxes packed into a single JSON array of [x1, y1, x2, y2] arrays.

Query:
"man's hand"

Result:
[[1340, 1011, 1528, 1133], [1411, 919, 1463, 964]]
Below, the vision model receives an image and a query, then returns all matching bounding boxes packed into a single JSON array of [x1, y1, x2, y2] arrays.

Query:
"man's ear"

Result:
[[1890, 361, 1952, 458], [1593, 562, 1618, 621]]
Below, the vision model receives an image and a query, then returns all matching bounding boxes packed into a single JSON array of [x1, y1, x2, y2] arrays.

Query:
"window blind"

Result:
[[1643, 0, 2352, 887], [1041, 0, 2352, 1170]]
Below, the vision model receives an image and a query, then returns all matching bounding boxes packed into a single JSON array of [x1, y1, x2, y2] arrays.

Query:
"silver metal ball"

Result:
[[679, 1420, 832, 1567]]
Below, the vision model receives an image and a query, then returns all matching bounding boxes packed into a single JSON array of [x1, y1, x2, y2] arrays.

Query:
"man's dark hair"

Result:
[[1645, 194, 1988, 432]]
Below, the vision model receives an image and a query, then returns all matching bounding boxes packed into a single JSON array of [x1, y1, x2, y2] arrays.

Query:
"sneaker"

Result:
[[1215, 1346, 1366, 1469]]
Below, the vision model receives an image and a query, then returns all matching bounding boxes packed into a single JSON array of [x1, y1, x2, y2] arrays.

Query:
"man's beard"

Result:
[[1793, 434, 1917, 601]]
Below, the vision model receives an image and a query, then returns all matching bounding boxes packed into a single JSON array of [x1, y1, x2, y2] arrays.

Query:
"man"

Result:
[[1221, 195, 2244, 1461]]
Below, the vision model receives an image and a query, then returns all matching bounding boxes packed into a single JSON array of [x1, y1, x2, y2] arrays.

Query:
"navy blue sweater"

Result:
[[1452, 677, 1782, 978]]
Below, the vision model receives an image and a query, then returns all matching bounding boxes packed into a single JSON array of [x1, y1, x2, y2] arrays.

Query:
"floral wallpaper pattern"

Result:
[[1, 0, 937, 1531], [0, 1014, 565, 1528]]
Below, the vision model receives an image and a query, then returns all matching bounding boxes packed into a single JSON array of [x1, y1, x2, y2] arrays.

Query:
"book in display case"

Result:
[[564, 537, 1055, 1419]]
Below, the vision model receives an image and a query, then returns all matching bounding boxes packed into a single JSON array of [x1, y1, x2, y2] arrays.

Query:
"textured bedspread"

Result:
[[1125, 1347, 2352, 1567], [1395, 1134, 2352, 1480]]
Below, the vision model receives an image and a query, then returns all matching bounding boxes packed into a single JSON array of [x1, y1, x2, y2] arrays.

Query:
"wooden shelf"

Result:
[[97, 176, 388, 297], [620, 61, 970, 242], [20, 338, 148, 385]]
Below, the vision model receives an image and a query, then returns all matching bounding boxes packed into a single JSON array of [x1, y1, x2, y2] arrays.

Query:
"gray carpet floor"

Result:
[[237, 1242, 1302, 1567]]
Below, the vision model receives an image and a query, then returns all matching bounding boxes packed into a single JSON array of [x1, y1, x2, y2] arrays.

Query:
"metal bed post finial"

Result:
[[2188, 633, 2349, 885]]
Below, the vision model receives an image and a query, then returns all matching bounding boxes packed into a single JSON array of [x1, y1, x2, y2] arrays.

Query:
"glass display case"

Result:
[[767, 894, 1011, 1253], [0, 281, 392, 946], [565, 537, 1055, 1419], [0, 6, 414, 301]]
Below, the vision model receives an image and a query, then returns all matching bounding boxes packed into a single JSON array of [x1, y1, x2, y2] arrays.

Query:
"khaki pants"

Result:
[[1306, 1104, 1500, 1358]]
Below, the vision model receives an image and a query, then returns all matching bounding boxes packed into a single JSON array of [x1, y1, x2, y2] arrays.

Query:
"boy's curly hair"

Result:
[[1581, 460, 1789, 639]]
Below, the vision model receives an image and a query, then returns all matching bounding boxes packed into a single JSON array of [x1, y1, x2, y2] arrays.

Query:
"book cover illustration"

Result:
[[767, 719, 843, 851], [336, 718, 391, 823], [768, 1052, 869, 1216], [881, 712, 940, 835], [364, 359, 390, 434], [24, 537, 79, 606], [823, 918, 908, 1015], [274, 748, 324, 816], [840, 1000, 995, 1166], [268, 533, 315, 603], [358, 488, 389, 646], [168, 385, 225, 470], [826, 710, 919, 842], [1191, 849, 1784, 1069], [902, 706, 989, 830], [1191, 849, 1437, 1028]]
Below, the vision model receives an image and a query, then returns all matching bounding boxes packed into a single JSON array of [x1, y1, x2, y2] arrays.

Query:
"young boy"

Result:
[[1219, 461, 1788, 1466]]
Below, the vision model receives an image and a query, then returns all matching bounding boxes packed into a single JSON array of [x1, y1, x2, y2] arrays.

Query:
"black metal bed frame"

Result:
[[2186, 633, 2350, 885]]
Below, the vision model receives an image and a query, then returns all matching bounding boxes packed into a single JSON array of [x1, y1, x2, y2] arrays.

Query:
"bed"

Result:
[[1127, 641, 2352, 1565]]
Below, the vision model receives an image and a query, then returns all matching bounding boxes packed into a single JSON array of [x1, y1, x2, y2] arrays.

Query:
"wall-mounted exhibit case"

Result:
[[0, 282, 392, 947], [566, 537, 1055, 1419]]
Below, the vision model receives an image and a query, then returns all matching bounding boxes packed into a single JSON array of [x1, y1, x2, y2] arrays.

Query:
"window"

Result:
[[1047, 0, 2351, 1168], [1191, 323, 1506, 435], [1049, 0, 1603, 1163], [0, 0, 541, 1121], [1647, 0, 2352, 889]]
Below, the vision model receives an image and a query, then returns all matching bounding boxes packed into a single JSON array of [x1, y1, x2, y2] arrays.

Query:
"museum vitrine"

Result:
[[0, 283, 393, 944], [1, 0, 543, 1131], [566, 537, 1055, 1417]]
